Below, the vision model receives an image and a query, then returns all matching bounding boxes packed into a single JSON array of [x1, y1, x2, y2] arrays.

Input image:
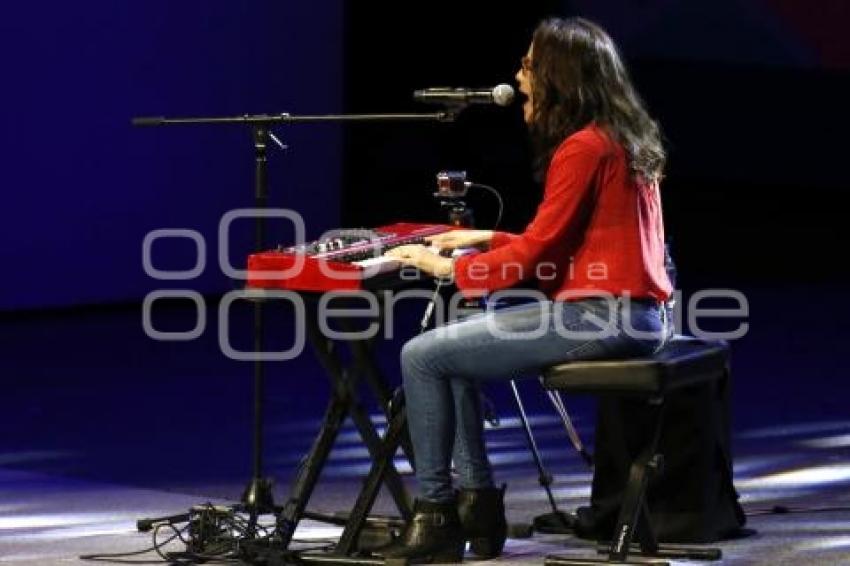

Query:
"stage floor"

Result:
[[2, 285, 849, 564], [2, 408, 850, 565]]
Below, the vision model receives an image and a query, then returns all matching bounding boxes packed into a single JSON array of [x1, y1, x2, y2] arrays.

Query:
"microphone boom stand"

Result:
[[131, 110, 455, 534]]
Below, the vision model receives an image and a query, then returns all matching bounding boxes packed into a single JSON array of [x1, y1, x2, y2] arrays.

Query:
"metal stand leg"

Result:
[[270, 392, 412, 566], [303, 305, 412, 519], [540, 376, 593, 467], [276, 393, 352, 547], [345, 326, 416, 469], [510, 380, 575, 533], [242, 300, 414, 566], [545, 400, 722, 565]]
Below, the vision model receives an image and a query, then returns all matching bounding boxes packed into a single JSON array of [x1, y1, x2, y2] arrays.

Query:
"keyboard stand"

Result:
[[248, 294, 413, 565]]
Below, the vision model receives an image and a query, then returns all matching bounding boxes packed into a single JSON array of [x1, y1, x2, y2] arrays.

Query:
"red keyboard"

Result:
[[246, 222, 460, 292]]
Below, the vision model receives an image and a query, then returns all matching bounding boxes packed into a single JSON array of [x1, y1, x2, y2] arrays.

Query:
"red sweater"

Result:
[[453, 124, 672, 302]]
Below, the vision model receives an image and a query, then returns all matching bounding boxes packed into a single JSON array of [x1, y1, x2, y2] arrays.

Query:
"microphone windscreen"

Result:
[[491, 84, 515, 106]]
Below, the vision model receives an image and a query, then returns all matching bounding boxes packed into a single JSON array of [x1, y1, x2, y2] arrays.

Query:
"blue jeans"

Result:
[[401, 297, 666, 502]]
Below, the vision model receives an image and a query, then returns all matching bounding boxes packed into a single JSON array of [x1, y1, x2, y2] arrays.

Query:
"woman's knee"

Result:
[[400, 332, 436, 381]]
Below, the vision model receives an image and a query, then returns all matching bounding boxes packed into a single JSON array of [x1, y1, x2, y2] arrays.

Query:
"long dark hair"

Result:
[[529, 17, 665, 182]]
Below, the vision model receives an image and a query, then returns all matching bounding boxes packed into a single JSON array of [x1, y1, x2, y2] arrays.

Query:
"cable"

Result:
[[80, 479, 342, 564], [419, 279, 444, 333], [468, 182, 504, 229], [79, 524, 186, 563], [745, 504, 850, 517], [154, 523, 192, 561]]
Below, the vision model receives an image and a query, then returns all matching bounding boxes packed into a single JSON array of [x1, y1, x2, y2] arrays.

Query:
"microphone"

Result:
[[413, 84, 515, 107]]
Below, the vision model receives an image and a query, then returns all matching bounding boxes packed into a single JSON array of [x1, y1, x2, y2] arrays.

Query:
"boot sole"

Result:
[[468, 535, 506, 559]]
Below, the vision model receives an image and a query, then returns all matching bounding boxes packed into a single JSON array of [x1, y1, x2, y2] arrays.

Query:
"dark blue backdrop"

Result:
[[564, 0, 850, 70], [0, 1, 343, 310]]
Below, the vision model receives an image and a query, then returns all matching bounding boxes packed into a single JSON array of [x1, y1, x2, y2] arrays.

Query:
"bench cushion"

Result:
[[542, 336, 729, 395]]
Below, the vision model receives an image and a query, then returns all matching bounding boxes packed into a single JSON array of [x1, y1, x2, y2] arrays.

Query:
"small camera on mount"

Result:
[[434, 170, 470, 199], [434, 170, 474, 227]]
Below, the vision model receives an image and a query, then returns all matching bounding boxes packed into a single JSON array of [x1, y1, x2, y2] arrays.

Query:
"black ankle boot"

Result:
[[377, 499, 465, 563], [457, 485, 508, 558]]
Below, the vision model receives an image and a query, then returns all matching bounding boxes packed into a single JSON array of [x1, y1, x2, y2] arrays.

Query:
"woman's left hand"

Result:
[[384, 245, 454, 278]]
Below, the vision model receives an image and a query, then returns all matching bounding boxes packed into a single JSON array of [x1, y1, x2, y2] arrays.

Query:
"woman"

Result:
[[381, 17, 672, 562]]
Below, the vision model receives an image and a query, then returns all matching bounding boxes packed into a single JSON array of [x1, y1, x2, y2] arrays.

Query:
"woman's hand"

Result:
[[384, 244, 453, 278], [424, 229, 493, 251]]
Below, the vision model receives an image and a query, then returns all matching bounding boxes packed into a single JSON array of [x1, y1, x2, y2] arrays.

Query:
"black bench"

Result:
[[542, 336, 734, 566]]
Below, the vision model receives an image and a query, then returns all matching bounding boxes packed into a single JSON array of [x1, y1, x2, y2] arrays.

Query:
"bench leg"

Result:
[[545, 398, 721, 565]]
